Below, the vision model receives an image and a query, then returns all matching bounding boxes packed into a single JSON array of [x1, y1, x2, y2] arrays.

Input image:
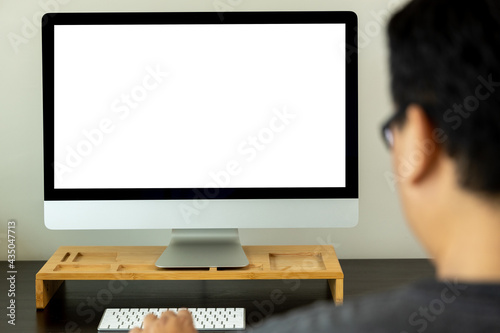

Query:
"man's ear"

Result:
[[394, 104, 440, 185]]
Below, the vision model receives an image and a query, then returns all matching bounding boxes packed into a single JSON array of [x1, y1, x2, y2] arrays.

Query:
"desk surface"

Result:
[[1, 259, 434, 332]]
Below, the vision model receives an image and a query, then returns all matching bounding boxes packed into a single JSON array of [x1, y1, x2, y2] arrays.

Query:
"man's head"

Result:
[[385, 0, 500, 257]]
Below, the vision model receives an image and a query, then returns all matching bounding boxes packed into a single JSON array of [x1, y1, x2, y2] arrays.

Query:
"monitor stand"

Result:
[[155, 228, 249, 268]]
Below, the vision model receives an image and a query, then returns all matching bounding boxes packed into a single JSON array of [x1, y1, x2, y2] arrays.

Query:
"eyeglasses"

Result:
[[381, 109, 406, 149]]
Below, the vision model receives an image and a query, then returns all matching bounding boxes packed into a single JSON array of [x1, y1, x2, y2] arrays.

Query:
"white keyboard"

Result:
[[98, 307, 246, 331]]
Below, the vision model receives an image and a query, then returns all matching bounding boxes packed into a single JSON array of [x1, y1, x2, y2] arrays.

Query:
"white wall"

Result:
[[0, 0, 426, 260]]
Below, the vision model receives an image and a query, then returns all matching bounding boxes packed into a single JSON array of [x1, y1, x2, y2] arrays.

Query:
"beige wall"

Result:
[[0, 0, 426, 260]]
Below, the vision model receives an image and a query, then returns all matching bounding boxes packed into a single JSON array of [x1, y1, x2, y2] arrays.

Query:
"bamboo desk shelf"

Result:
[[36, 245, 344, 309]]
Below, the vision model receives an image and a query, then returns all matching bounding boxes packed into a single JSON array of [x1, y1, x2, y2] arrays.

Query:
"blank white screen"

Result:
[[53, 23, 346, 189]]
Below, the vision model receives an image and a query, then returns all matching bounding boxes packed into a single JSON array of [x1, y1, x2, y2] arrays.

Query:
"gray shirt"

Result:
[[247, 279, 500, 332]]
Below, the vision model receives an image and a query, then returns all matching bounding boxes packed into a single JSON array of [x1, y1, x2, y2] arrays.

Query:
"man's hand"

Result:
[[129, 310, 198, 333]]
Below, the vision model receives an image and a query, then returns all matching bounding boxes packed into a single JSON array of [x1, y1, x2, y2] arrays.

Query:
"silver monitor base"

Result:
[[155, 229, 249, 268]]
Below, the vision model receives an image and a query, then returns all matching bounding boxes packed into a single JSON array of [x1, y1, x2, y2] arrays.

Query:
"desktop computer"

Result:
[[42, 11, 358, 269]]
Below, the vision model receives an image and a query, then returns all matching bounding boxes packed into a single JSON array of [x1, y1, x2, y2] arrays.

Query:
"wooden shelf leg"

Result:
[[36, 279, 64, 310], [328, 278, 344, 305]]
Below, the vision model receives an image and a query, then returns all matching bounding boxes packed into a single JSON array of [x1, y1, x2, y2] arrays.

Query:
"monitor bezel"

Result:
[[42, 11, 358, 201]]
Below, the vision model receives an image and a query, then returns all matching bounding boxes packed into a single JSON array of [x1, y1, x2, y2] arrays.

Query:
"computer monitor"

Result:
[[42, 11, 358, 268]]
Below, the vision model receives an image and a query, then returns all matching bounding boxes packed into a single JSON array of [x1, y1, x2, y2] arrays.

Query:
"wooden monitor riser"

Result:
[[36, 245, 344, 309]]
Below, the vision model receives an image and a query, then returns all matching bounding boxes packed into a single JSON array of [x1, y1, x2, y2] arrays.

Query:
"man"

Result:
[[131, 0, 500, 332]]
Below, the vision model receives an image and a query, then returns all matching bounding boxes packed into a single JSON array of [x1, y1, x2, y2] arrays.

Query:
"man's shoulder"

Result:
[[248, 279, 500, 333]]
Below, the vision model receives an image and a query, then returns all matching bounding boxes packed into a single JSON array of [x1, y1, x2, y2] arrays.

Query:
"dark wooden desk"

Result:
[[0, 260, 434, 332]]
